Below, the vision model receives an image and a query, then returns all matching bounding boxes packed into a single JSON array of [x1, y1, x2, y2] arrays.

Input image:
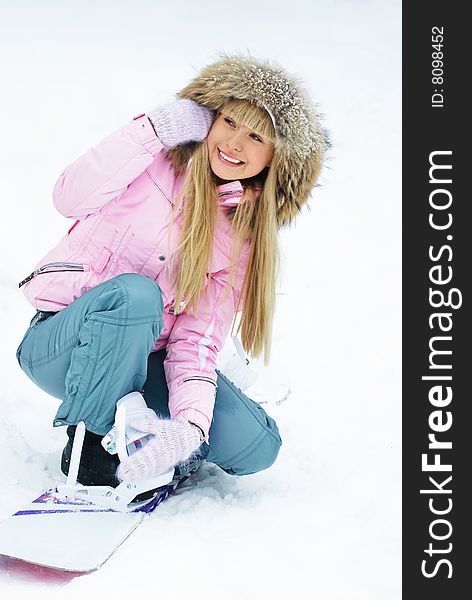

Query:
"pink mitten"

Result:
[[116, 412, 203, 482]]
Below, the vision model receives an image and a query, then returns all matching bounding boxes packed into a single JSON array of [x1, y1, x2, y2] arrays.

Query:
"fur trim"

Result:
[[169, 53, 330, 227]]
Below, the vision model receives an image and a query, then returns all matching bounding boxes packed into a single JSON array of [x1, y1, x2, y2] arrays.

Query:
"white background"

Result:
[[0, 1, 401, 598]]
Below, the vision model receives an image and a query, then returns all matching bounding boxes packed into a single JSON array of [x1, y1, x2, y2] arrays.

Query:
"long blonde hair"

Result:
[[169, 99, 279, 363]]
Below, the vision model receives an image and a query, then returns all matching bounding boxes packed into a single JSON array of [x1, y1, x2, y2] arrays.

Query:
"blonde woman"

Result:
[[16, 55, 329, 491]]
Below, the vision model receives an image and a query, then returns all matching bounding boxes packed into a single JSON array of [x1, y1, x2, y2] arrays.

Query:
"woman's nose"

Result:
[[227, 130, 245, 151]]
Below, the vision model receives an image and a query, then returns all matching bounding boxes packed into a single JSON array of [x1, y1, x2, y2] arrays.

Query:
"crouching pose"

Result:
[[16, 54, 328, 487]]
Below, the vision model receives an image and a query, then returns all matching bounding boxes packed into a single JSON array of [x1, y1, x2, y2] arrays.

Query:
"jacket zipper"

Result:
[[19, 262, 86, 288], [182, 376, 217, 387]]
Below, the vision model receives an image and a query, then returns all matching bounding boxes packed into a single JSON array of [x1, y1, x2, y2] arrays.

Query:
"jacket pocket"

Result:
[[94, 247, 113, 274], [19, 262, 88, 288], [92, 226, 135, 277], [21, 261, 94, 308]]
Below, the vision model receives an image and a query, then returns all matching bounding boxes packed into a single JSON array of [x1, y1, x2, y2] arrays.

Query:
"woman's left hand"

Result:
[[116, 412, 203, 481]]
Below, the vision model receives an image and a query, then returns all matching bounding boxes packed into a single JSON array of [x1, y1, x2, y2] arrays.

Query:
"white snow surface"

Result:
[[0, 1, 401, 598]]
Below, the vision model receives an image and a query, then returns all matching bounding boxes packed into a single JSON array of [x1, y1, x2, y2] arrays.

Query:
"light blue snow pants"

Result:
[[16, 274, 281, 476]]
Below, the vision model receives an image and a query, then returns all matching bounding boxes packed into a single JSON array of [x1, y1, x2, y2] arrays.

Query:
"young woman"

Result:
[[16, 54, 329, 488]]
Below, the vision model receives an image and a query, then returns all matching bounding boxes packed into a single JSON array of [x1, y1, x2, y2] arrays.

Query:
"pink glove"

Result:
[[147, 98, 214, 150], [116, 411, 203, 482]]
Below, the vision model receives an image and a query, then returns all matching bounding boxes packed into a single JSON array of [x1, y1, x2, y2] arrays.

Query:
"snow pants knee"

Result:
[[16, 274, 281, 476]]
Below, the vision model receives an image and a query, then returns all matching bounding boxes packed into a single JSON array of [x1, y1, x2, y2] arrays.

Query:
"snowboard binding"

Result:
[[57, 392, 175, 512]]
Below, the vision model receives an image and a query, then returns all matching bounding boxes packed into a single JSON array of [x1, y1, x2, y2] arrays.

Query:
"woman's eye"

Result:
[[250, 133, 263, 142], [224, 117, 235, 127]]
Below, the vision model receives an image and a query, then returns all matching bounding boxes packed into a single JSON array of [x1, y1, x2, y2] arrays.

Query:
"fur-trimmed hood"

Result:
[[169, 53, 330, 227]]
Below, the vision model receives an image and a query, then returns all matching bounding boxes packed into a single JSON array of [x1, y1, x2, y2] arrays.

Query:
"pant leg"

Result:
[[16, 274, 164, 436], [143, 351, 282, 476]]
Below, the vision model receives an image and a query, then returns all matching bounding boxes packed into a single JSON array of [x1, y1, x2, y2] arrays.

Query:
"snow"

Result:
[[0, 0, 401, 598]]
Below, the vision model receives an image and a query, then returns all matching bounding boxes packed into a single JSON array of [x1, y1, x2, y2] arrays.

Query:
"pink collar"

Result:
[[217, 181, 262, 207]]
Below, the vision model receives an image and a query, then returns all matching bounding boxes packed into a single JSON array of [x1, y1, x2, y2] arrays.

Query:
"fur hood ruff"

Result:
[[171, 54, 330, 226]]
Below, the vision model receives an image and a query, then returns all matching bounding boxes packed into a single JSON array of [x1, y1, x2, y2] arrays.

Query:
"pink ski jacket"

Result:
[[21, 114, 251, 438]]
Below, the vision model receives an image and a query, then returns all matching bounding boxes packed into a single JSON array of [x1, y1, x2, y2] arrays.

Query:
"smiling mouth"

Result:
[[218, 149, 245, 166]]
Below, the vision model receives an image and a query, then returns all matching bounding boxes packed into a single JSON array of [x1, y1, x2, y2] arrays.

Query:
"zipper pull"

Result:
[[18, 270, 39, 288]]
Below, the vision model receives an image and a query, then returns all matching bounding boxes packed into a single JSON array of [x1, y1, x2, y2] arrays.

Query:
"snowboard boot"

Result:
[[217, 336, 257, 391], [61, 425, 120, 488]]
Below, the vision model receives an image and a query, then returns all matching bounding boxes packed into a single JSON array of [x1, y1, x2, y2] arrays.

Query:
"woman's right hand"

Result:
[[147, 99, 215, 150]]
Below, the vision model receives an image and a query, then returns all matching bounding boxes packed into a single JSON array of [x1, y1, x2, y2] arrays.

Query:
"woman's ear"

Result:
[[266, 148, 275, 168]]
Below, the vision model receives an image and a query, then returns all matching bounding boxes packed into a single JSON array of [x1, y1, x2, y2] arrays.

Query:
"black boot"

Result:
[[61, 425, 120, 487], [61, 426, 161, 502]]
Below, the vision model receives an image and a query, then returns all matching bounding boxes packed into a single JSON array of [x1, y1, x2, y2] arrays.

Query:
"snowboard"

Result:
[[0, 470, 190, 573]]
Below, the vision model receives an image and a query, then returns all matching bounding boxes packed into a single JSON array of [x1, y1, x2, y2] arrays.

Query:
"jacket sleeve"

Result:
[[163, 255, 248, 441], [52, 114, 164, 219]]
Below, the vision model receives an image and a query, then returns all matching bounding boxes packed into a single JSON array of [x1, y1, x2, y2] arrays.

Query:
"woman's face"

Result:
[[207, 112, 275, 181]]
